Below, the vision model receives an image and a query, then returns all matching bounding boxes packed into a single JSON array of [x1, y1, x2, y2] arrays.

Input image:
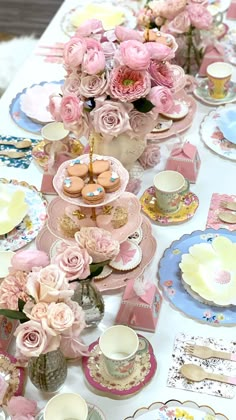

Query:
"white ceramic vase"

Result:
[[93, 132, 146, 170]]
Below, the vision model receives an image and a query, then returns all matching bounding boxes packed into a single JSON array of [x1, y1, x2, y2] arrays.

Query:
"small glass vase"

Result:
[[72, 279, 105, 327], [28, 348, 67, 392], [175, 27, 203, 76]]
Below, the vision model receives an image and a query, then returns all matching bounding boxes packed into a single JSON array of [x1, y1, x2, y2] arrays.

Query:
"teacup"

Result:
[[99, 325, 139, 379], [207, 62, 232, 99], [43, 393, 88, 420], [153, 170, 187, 214], [41, 122, 70, 155]]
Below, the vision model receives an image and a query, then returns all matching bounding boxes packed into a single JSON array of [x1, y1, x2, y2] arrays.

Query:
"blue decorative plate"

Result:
[[9, 80, 63, 134], [158, 228, 236, 326]]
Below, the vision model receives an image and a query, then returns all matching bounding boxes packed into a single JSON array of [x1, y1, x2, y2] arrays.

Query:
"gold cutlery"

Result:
[[218, 211, 236, 224], [185, 344, 236, 361], [220, 200, 236, 211], [0, 151, 26, 159], [180, 363, 236, 385], [0, 139, 32, 149]]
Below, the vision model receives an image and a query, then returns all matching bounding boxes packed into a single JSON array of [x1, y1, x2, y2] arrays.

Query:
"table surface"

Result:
[[0, 0, 235, 419]]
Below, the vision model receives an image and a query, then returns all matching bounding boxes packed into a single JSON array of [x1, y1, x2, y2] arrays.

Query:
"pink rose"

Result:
[[0, 271, 28, 310], [23, 301, 49, 321], [62, 76, 81, 97], [146, 42, 176, 61], [129, 110, 157, 137], [109, 65, 151, 102], [167, 11, 191, 34], [11, 250, 49, 272], [82, 38, 105, 75], [75, 227, 120, 263], [60, 95, 83, 129], [63, 36, 86, 68], [138, 143, 161, 169], [79, 73, 108, 98], [7, 396, 37, 417], [14, 320, 60, 357], [75, 19, 104, 38], [52, 244, 92, 280], [26, 264, 73, 303], [147, 86, 174, 113], [187, 4, 213, 29], [161, 0, 187, 20], [45, 302, 74, 333], [48, 94, 62, 122], [91, 100, 132, 141], [120, 40, 150, 70], [149, 61, 174, 88], [115, 26, 143, 43]]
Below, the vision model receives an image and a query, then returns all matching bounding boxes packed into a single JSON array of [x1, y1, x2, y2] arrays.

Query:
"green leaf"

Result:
[[18, 298, 26, 312], [0, 309, 29, 321], [133, 98, 155, 113], [89, 260, 109, 275]]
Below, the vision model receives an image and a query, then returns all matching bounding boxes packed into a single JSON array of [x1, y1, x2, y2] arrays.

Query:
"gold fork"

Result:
[[185, 344, 236, 361], [220, 200, 236, 211]]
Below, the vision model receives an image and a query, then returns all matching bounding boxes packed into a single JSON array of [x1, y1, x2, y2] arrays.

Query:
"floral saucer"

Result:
[[207, 0, 231, 14], [194, 79, 236, 106], [82, 335, 157, 398], [36, 402, 106, 420], [140, 187, 199, 225]]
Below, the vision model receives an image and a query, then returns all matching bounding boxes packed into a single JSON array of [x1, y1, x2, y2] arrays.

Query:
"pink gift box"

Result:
[[198, 44, 225, 77], [165, 142, 201, 183], [227, 0, 236, 19], [115, 279, 162, 332]]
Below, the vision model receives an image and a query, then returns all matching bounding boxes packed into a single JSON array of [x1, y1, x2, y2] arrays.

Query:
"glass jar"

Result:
[[72, 279, 105, 328]]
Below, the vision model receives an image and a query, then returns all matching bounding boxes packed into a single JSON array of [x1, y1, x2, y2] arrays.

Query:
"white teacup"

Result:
[[153, 170, 186, 214], [99, 325, 139, 379], [43, 393, 88, 420]]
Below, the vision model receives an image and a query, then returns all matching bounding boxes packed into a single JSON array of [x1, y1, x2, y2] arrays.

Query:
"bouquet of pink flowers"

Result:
[[138, 0, 214, 74], [48, 19, 184, 142]]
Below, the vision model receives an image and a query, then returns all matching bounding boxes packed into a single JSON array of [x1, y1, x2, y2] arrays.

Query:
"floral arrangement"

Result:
[[48, 19, 183, 143], [138, 0, 214, 74]]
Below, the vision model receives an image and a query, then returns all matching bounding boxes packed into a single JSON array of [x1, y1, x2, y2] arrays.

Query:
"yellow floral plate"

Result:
[[140, 186, 199, 225], [124, 399, 228, 419], [0, 183, 28, 235]]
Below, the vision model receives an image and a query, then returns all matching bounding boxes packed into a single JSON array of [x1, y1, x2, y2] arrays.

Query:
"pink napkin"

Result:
[[226, 0, 236, 19], [206, 193, 236, 232]]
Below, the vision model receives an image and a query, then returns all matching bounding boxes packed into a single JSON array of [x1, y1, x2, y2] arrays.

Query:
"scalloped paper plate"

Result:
[[0, 184, 28, 235]]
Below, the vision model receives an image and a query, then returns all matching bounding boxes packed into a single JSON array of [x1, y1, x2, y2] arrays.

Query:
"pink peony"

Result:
[[146, 42, 175, 61], [75, 19, 104, 38], [149, 61, 174, 88], [62, 76, 81, 97], [129, 109, 157, 137], [187, 4, 213, 29], [7, 396, 37, 417], [120, 40, 150, 70], [82, 38, 105, 75], [109, 65, 151, 102], [79, 73, 108, 98], [167, 10, 191, 34], [45, 302, 75, 333], [0, 271, 29, 310], [48, 94, 62, 122], [138, 143, 161, 169], [147, 86, 174, 113], [75, 227, 120, 263], [60, 95, 83, 129], [52, 244, 92, 280], [91, 100, 132, 141], [26, 264, 73, 303], [63, 36, 86, 68], [14, 320, 60, 357], [11, 250, 49, 272], [115, 26, 143, 42]]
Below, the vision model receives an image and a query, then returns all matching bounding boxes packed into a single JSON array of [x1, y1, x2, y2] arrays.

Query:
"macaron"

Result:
[[63, 176, 85, 198], [81, 183, 105, 204], [97, 170, 120, 193], [67, 158, 88, 178], [89, 159, 110, 176]]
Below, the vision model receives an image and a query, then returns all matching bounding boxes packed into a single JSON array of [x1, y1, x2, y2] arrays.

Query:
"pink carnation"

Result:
[[109, 65, 151, 102], [0, 271, 29, 310], [147, 86, 174, 113], [120, 40, 150, 70], [11, 250, 49, 272], [52, 244, 92, 281], [138, 143, 161, 169]]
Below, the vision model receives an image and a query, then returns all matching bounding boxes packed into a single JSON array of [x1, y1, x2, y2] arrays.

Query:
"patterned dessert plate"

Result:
[[158, 228, 236, 326], [0, 179, 47, 252], [125, 399, 228, 419], [140, 186, 199, 225], [82, 335, 157, 398]]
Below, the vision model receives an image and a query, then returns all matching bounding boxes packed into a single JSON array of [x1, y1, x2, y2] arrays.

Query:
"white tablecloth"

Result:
[[0, 1, 235, 418]]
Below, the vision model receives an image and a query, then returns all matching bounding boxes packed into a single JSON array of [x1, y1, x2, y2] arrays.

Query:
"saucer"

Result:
[[140, 187, 199, 225], [194, 79, 236, 106], [35, 402, 106, 420], [82, 335, 157, 398]]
